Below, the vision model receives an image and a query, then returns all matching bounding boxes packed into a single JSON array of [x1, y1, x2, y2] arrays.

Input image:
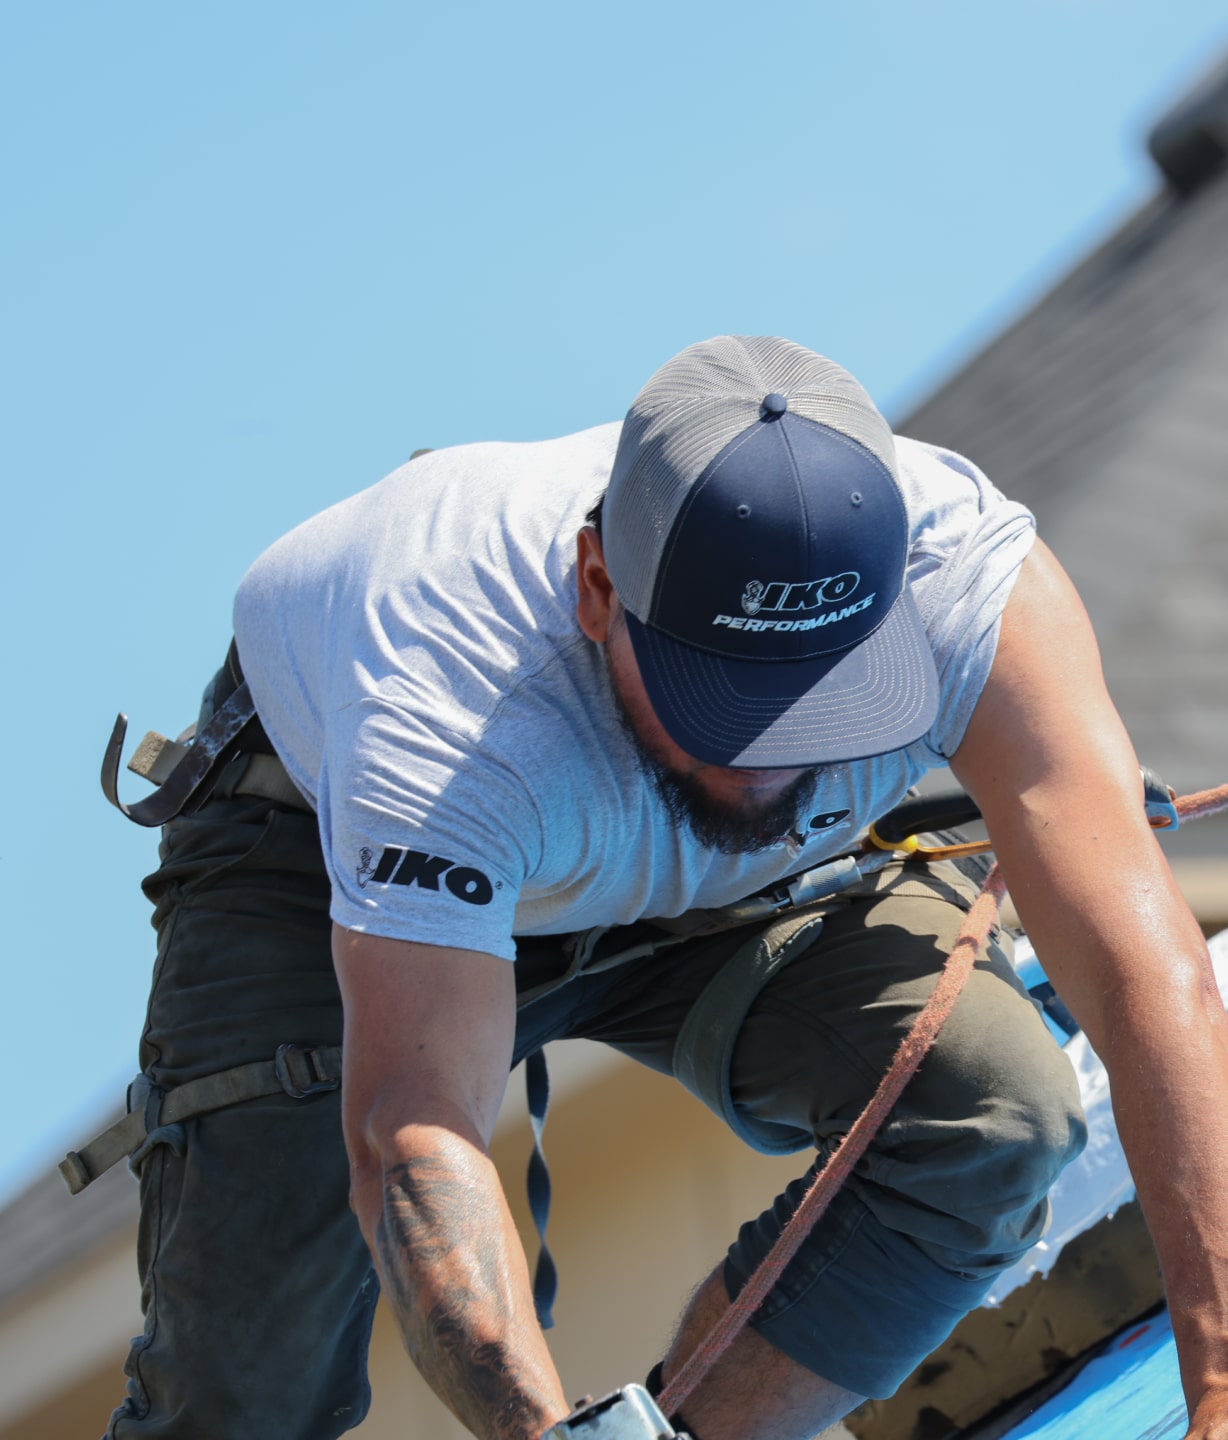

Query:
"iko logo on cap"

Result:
[[715, 570, 876, 636], [740, 573, 860, 617]]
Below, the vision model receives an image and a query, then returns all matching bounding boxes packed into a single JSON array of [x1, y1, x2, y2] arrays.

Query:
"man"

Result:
[[93, 336, 1228, 1439]]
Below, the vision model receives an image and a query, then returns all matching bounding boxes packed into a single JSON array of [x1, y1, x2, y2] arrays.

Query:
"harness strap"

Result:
[[673, 910, 829, 1156], [520, 859, 906, 1326], [59, 1043, 341, 1195], [102, 640, 298, 827], [525, 1049, 558, 1329], [657, 866, 1009, 1420]]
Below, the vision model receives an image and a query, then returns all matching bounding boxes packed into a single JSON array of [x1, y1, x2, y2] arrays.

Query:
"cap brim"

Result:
[[624, 588, 939, 768]]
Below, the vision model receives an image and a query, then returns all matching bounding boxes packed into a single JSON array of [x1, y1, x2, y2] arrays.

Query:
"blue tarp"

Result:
[[1000, 1309, 1187, 1439]]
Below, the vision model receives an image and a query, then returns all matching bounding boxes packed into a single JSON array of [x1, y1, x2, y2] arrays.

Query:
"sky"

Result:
[[2, 1, 1226, 1205]]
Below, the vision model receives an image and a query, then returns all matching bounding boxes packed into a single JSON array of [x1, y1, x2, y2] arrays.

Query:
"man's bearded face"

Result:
[[602, 636, 820, 856]]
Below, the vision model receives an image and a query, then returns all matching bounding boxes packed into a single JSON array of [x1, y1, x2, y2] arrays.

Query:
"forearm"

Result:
[[1011, 840, 1228, 1407], [332, 930, 566, 1436], [357, 1125, 568, 1440], [949, 539, 1228, 1434], [1095, 955, 1228, 1403]]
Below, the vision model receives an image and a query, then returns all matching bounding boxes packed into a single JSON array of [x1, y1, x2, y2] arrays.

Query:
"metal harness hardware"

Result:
[[543, 1384, 686, 1439], [101, 680, 262, 827], [273, 1042, 342, 1099]]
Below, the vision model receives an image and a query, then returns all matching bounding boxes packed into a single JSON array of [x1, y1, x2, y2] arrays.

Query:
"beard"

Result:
[[607, 677, 821, 857]]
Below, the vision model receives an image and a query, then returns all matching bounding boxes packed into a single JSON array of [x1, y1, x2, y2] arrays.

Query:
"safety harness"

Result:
[[63, 662, 1193, 1347], [60, 1044, 342, 1195]]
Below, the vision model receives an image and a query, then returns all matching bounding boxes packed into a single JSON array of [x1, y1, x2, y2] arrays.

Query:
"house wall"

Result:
[[0, 1230, 142, 1439]]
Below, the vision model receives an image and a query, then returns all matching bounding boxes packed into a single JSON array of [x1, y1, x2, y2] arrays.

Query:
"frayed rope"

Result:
[[658, 781, 1228, 1419]]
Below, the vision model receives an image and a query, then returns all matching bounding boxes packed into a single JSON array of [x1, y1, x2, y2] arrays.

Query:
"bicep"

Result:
[[950, 540, 1202, 1033], [950, 536, 1143, 821], [332, 925, 517, 1162]]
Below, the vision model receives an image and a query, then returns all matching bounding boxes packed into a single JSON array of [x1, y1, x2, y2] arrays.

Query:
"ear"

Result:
[[576, 525, 616, 642]]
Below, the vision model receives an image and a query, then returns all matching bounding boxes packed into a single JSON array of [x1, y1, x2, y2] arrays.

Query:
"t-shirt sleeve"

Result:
[[317, 696, 542, 961], [901, 443, 1037, 763]]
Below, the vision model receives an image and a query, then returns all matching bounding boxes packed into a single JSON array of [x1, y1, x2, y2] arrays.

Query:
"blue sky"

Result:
[[2, 2, 1226, 1204]]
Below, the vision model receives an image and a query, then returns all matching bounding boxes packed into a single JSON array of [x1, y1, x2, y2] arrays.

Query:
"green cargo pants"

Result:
[[106, 784, 1085, 1437]]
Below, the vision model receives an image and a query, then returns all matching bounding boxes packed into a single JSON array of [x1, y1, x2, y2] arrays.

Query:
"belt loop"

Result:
[[128, 1122, 187, 1176], [126, 1074, 182, 1179], [139, 1073, 164, 1132]]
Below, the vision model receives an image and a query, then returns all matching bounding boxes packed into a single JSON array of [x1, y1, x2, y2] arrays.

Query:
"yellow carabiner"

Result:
[[866, 823, 920, 855], [865, 823, 992, 861]]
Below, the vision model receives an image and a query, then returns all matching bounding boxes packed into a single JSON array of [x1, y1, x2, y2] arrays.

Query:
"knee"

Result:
[[926, 961, 1086, 1161], [866, 964, 1087, 1264]]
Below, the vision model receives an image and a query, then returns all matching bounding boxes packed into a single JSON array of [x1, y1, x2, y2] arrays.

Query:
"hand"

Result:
[[1185, 1387, 1228, 1439]]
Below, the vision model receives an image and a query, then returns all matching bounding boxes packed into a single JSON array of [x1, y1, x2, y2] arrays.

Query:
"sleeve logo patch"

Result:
[[356, 845, 494, 905]]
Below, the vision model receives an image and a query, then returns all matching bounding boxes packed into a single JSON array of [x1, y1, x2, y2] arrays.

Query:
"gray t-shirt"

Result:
[[233, 422, 1034, 960]]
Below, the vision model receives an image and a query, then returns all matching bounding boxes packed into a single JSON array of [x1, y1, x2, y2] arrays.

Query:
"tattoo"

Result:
[[428, 1310, 543, 1433], [377, 1155, 549, 1439]]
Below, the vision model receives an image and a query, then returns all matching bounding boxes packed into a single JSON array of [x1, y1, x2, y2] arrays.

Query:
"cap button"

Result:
[[760, 392, 788, 419]]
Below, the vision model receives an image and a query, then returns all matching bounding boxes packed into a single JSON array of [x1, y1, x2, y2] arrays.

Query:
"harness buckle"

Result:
[[274, 1043, 341, 1099]]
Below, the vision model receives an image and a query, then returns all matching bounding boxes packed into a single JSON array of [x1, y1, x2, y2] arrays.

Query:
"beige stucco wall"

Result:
[[0, 1230, 142, 1440]]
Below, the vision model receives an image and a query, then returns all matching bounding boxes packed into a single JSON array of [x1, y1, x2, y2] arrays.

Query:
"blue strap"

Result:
[[525, 1048, 557, 1329]]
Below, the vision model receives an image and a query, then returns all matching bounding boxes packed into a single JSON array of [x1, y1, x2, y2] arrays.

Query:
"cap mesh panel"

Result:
[[606, 336, 898, 619]]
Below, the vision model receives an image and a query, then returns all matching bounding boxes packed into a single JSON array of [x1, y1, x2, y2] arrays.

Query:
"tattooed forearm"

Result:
[[425, 1311, 546, 1435], [376, 1151, 560, 1440], [380, 1154, 483, 1270]]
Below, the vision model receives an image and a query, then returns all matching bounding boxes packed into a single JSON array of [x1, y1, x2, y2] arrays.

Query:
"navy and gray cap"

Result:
[[603, 335, 939, 768]]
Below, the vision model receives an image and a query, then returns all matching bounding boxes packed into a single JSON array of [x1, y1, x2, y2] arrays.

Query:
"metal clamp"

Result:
[[542, 1384, 685, 1438], [274, 1043, 341, 1099]]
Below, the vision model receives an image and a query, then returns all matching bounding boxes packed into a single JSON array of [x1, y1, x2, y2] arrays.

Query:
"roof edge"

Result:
[[1148, 49, 1228, 195]]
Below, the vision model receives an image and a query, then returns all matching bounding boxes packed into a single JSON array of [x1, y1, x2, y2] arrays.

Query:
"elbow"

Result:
[[342, 1099, 398, 1244], [342, 1094, 486, 1240], [1090, 946, 1226, 1059]]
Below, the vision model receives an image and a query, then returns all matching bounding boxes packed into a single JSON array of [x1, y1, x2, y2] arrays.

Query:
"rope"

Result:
[[657, 780, 1228, 1422], [1176, 783, 1228, 824], [658, 866, 1006, 1418]]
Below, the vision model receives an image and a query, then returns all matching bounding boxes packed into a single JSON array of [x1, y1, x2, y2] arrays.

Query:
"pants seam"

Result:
[[110, 1146, 164, 1436], [139, 896, 187, 1077]]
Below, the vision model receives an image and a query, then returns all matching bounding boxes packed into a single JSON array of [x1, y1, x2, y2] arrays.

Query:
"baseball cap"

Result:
[[602, 335, 938, 768]]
